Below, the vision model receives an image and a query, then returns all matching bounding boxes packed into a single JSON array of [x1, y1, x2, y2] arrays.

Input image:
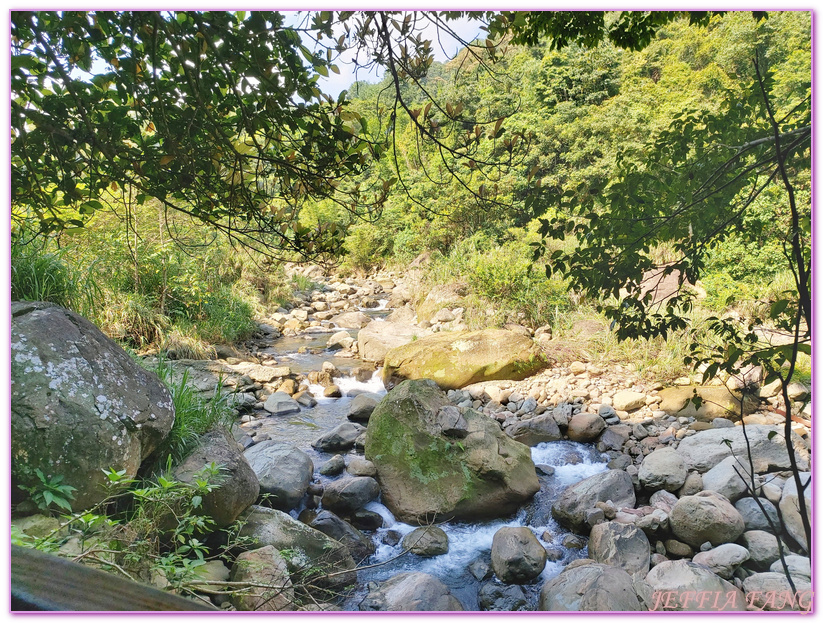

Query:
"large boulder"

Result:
[[490, 527, 547, 584], [11, 302, 175, 510], [675, 425, 809, 474], [364, 380, 539, 523], [566, 413, 606, 442], [741, 530, 782, 569], [331, 311, 371, 329], [503, 414, 562, 446], [416, 283, 467, 324], [645, 560, 746, 611], [657, 386, 758, 421], [779, 472, 811, 552], [321, 476, 380, 514], [230, 545, 294, 611], [263, 392, 301, 416], [243, 441, 313, 511], [552, 470, 636, 533], [173, 427, 259, 527], [308, 510, 375, 562], [538, 560, 645, 611], [347, 393, 382, 422], [311, 422, 364, 453], [359, 572, 463, 611], [638, 447, 687, 492], [701, 456, 752, 503], [734, 497, 780, 532], [402, 526, 449, 557], [478, 582, 529, 611], [358, 321, 430, 364], [692, 543, 750, 580], [669, 491, 745, 548], [237, 505, 356, 592], [381, 329, 548, 390], [588, 521, 650, 580]]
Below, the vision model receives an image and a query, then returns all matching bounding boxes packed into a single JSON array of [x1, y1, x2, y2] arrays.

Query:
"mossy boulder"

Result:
[[381, 329, 548, 390], [364, 380, 540, 523]]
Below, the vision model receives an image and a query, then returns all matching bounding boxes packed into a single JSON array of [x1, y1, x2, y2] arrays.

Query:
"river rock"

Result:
[[478, 582, 528, 611], [230, 545, 294, 611], [588, 521, 650, 580], [416, 283, 467, 324], [657, 386, 758, 421], [244, 441, 313, 511], [402, 526, 449, 557], [700, 455, 753, 503], [734, 497, 779, 531], [321, 476, 380, 513], [358, 321, 429, 364], [692, 543, 750, 579], [490, 527, 547, 584], [331, 311, 371, 329], [669, 491, 745, 548], [644, 560, 746, 611], [552, 470, 636, 533], [503, 413, 562, 446], [381, 329, 548, 390], [318, 454, 345, 476], [770, 555, 811, 582], [263, 392, 301, 416], [741, 530, 781, 569], [327, 331, 355, 351], [11, 302, 175, 510], [612, 391, 646, 412], [743, 572, 812, 611], [311, 422, 364, 452], [238, 505, 356, 592], [173, 427, 259, 527], [638, 447, 687, 492], [538, 560, 644, 611], [365, 380, 539, 523], [346, 457, 377, 477], [359, 572, 463, 611], [675, 426, 809, 473], [347, 393, 382, 422], [567, 413, 606, 442], [779, 472, 811, 552], [308, 510, 376, 562]]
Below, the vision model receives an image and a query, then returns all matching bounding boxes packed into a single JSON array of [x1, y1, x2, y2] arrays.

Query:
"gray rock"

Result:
[[743, 572, 812, 611], [538, 560, 644, 611], [504, 413, 562, 446], [711, 417, 735, 428], [567, 413, 606, 442], [244, 441, 313, 511], [321, 476, 380, 513], [326, 330, 355, 351], [597, 427, 627, 452], [675, 426, 810, 474], [312, 422, 364, 452], [435, 405, 469, 438], [478, 582, 528, 611], [669, 491, 745, 548], [309, 510, 376, 562], [350, 509, 384, 531], [589, 521, 650, 580], [678, 472, 703, 497], [468, 558, 492, 581], [769, 555, 811, 582], [552, 470, 636, 533], [359, 572, 463, 611], [741, 530, 782, 569], [263, 392, 301, 416], [638, 447, 687, 492], [238, 505, 356, 592], [692, 543, 750, 579], [331, 311, 371, 329], [230, 545, 294, 611], [346, 457, 377, 477], [645, 560, 746, 610], [490, 527, 547, 584], [319, 454, 346, 476], [779, 472, 811, 552], [402, 526, 449, 557], [174, 427, 259, 527], [663, 539, 693, 558], [347, 393, 382, 422], [701, 455, 752, 503], [11, 302, 175, 510], [734, 497, 779, 532]]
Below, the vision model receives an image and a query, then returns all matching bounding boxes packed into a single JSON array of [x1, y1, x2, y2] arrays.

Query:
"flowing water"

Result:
[[251, 306, 607, 610]]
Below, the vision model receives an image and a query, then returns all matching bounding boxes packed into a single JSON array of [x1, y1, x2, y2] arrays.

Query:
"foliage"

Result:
[[149, 358, 235, 469], [19, 469, 77, 513]]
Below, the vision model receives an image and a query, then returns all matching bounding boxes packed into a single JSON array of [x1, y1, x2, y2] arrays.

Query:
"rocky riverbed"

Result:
[[10, 266, 812, 611]]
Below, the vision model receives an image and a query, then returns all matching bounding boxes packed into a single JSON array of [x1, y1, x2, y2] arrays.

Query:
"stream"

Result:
[[249, 299, 607, 610]]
